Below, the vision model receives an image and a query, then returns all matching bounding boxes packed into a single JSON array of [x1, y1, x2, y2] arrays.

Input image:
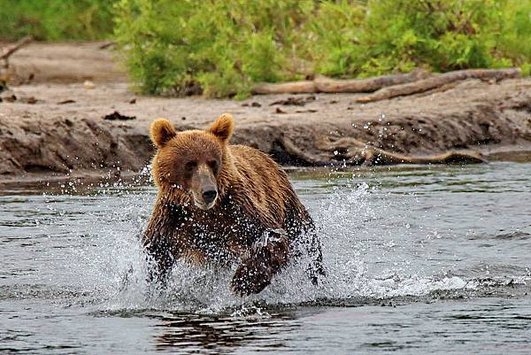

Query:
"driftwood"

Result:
[[358, 147, 487, 166], [324, 137, 487, 165], [1, 36, 32, 84], [355, 68, 521, 103], [314, 69, 429, 93], [98, 41, 116, 50], [253, 68, 520, 98], [277, 136, 486, 166], [1, 36, 32, 62], [252, 69, 429, 95], [252, 80, 316, 94], [277, 136, 326, 166]]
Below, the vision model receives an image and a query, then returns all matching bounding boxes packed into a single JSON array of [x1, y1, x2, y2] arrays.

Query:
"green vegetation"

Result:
[[0, 0, 114, 41], [114, 0, 318, 97], [2, 0, 529, 97], [115, 0, 530, 98], [356, 0, 531, 77]]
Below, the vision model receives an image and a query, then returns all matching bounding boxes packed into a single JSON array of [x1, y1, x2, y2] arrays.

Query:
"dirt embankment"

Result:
[[1, 42, 530, 181]]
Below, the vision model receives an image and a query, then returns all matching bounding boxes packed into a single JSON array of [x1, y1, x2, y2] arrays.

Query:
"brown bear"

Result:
[[143, 113, 323, 296]]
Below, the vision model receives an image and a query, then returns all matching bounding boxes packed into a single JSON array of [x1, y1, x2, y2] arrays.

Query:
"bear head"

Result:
[[150, 113, 234, 210]]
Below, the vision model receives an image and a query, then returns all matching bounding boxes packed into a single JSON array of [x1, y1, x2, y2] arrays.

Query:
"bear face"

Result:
[[150, 114, 234, 210]]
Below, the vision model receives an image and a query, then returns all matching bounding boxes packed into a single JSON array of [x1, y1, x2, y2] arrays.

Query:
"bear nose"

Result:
[[202, 189, 217, 204]]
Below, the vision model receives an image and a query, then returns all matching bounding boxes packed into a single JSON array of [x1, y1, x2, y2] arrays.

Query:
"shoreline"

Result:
[[2, 157, 530, 191], [1, 42, 530, 183]]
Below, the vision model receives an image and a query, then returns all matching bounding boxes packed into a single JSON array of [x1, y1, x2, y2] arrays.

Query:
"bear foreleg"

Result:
[[305, 230, 326, 285], [231, 230, 290, 296], [144, 236, 176, 287]]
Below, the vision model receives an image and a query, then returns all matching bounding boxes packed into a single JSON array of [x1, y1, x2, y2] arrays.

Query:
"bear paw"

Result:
[[231, 260, 272, 296]]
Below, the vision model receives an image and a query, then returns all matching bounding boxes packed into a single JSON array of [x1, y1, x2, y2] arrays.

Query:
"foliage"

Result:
[[0, 0, 114, 41], [10, 0, 522, 97], [300, 0, 366, 77], [115, 0, 530, 97], [114, 0, 315, 97], [352, 0, 531, 77]]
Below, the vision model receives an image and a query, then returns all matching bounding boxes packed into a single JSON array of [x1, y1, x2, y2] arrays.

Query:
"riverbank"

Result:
[[1, 42, 530, 183]]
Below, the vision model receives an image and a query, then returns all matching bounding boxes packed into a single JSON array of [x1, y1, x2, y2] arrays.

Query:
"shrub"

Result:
[[351, 0, 531, 77], [301, 0, 366, 77], [114, 0, 316, 97], [0, 0, 114, 41], [113, 0, 530, 97]]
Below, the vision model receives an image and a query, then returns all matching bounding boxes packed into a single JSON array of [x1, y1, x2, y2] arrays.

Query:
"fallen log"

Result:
[[275, 136, 327, 166], [252, 80, 316, 94], [314, 69, 429, 93], [275, 135, 487, 167], [252, 69, 429, 95], [320, 137, 486, 166], [355, 68, 521, 103], [361, 148, 487, 166]]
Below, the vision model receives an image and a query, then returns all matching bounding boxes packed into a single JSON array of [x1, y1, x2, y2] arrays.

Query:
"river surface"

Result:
[[1, 162, 530, 354]]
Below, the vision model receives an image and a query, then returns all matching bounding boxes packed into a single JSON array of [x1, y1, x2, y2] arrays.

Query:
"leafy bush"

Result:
[[114, 0, 316, 97], [350, 0, 531, 77], [300, 1, 366, 77], [0, 0, 114, 41], [112, 0, 531, 97]]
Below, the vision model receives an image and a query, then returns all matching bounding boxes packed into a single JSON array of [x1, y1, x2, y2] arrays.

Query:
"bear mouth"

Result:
[[192, 194, 217, 210], [195, 201, 216, 210]]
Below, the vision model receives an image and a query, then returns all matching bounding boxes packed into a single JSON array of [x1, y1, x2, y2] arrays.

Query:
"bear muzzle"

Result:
[[193, 188, 218, 210], [191, 164, 219, 210]]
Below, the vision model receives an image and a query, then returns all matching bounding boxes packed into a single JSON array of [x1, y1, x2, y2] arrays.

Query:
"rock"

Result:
[[102, 111, 136, 121], [0, 90, 17, 102], [83, 80, 96, 89]]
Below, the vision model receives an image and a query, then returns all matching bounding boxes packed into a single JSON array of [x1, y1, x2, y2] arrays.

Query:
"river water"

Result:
[[1, 162, 530, 354]]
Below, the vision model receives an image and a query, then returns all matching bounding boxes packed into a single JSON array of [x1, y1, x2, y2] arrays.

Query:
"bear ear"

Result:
[[150, 118, 177, 148], [208, 113, 234, 142]]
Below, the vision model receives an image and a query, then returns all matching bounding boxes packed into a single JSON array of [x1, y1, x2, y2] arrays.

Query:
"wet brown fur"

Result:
[[143, 113, 323, 296]]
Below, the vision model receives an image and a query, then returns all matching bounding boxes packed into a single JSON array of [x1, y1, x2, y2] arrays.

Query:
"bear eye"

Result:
[[184, 160, 197, 172], [208, 160, 219, 173]]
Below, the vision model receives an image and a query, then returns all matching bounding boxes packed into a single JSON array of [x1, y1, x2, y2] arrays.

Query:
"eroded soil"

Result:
[[1, 42, 530, 182]]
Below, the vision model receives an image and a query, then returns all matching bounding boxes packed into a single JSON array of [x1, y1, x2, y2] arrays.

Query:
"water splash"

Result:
[[21, 169, 529, 315]]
